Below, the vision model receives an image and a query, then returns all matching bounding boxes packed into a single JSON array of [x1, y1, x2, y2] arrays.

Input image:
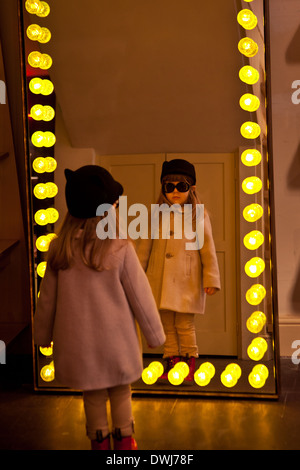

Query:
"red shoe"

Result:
[[184, 356, 196, 382], [91, 432, 111, 450], [113, 429, 138, 450], [160, 356, 180, 380]]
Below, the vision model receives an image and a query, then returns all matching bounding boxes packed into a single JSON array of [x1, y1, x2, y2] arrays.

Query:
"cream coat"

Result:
[[34, 239, 165, 391], [136, 208, 221, 314]]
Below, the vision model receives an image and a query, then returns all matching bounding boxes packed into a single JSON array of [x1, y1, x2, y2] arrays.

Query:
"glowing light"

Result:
[[242, 176, 262, 195], [26, 24, 51, 43], [241, 149, 262, 167], [194, 362, 215, 387], [243, 230, 264, 250], [30, 105, 55, 121], [45, 157, 57, 172], [28, 51, 52, 69], [245, 257, 265, 278], [237, 9, 258, 30], [240, 122, 261, 139], [36, 235, 51, 252], [142, 367, 158, 385], [37, 261, 47, 277], [238, 37, 258, 57], [247, 337, 268, 361], [36, 1, 50, 17], [46, 208, 59, 223], [33, 156, 57, 173], [243, 204, 264, 222], [40, 361, 55, 382], [39, 342, 53, 356], [168, 368, 184, 386], [29, 77, 54, 95], [246, 284, 266, 306], [31, 131, 56, 147], [34, 183, 49, 199], [34, 209, 50, 225], [45, 182, 58, 198], [239, 65, 259, 85], [25, 0, 41, 14], [43, 131, 56, 147], [148, 361, 164, 378], [246, 311, 267, 334], [174, 361, 189, 379], [240, 93, 260, 112], [220, 367, 238, 388]]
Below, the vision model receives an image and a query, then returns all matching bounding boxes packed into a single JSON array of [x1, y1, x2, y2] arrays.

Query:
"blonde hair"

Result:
[[47, 211, 125, 272]]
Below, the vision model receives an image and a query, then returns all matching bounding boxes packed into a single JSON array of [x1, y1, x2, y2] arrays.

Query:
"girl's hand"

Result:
[[204, 287, 217, 295]]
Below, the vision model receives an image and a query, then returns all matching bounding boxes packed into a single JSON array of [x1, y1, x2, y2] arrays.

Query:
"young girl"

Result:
[[136, 159, 221, 381], [34, 165, 165, 450]]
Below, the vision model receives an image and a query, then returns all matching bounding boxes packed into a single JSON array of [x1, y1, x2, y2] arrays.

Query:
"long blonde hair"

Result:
[[47, 211, 125, 272]]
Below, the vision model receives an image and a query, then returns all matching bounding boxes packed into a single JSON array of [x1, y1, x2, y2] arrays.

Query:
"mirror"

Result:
[[21, 0, 280, 397]]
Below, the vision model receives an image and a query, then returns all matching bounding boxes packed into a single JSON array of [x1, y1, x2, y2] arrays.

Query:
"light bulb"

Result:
[[238, 37, 258, 57], [174, 361, 189, 379], [37, 261, 47, 277], [40, 361, 55, 382], [241, 149, 262, 167], [45, 157, 57, 172], [194, 362, 215, 387], [46, 208, 59, 223], [45, 182, 58, 198], [34, 209, 50, 225], [25, 0, 41, 14], [46, 233, 58, 243], [29, 77, 43, 94], [32, 157, 46, 173], [41, 79, 54, 95], [26, 23, 42, 41], [142, 367, 158, 385], [42, 106, 55, 121], [30, 104, 44, 120], [237, 9, 258, 30], [39, 341, 53, 356], [36, 235, 50, 252], [240, 122, 261, 139], [239, 66, 259, 85], [148, 361, 164, 378], [31, 131, 44, 147], [220, 369, 238, 388], [243, 204, 263, 222], [242, 176, 262, 195], [33, 183, 49, 199], [247, 337, 268, 361], [239, 93, 260, 112], [252, 364, 269, 381], [36, 1, 50, 17], [39, 27, 51, 43], [28, 51, 43, 68], [43, 131, 56, 147], [168, 368, 184, 386], [40, 53, 52, 70], [245, 257, 265, 278], [246, 311, 266, 334], [225, 363, 242, 380], [246, 284, 266, 305], [243, 230, 264, 250]]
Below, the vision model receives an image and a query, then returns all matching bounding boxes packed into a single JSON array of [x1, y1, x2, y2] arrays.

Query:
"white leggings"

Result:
[[83, 384, 133, 440]]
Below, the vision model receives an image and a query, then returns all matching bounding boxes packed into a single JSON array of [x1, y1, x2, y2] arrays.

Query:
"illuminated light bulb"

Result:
[[241, 149, 262, 167], [142, 367, 158, 385], [30, 104, 44, 120], [28, 51, 43, 68], [34, 209, 50, 225], [36, 1, 50, 17], [43, 131, 56, 147], [242, 176, 262, 195], [238, 37, 258, 57], [39, 27, 51, 43], [252, 364, 269, 381], [168, 368, 184, 386], [36, 235, 51, 252], [45, 182, 58, 198], [148, 361, 164, 378], [29, 77, 43, 94], [26, 23, 42, 41], [174, 361, 189, 379], [244, 230, 264, 250], [45, 157, 57, 172], [31, 130, 44, 147], [25, 0, 41, 14], [194, 362, 215, 387], [225, 363, 242, 380], [246, 311, 266, 334], [46, 208, 59, 224], [245, 257, 265, 278], [37, 261, 47, 277], [32, 157, 46, 173], [237, 9, 258, 30], [220, 369, 238, 388], [246, 284, 266, 306], [33, 183, 49, 199], [243, 0, 254, 2], [247, 337, 268, 361], [39, 341, 53, 356], [46, 233, 58, 244], [248, 370, 266, 389], [42, 105, 55, 121], [40, 361, 55, 382], [239, 93, 260, 112], [239, 65, 259, 85], [240, 122, 261, 139], [243, 203, 264, 222], [40, 53, 52, 70], [41, 79, 54, 95]]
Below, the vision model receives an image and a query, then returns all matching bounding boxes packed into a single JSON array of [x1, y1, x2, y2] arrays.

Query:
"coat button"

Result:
[[165, 253, 174, 259], [169, 230, 174, 237]]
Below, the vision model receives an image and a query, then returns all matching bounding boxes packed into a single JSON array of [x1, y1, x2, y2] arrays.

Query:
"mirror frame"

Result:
[[17, 0, 280, 398]]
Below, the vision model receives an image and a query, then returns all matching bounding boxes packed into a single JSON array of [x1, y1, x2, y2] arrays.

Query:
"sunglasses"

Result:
[[163, 182, 191, 193]]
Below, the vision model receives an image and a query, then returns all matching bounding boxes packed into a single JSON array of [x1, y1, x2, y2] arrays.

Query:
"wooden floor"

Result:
[[0, 353, 300, 451]]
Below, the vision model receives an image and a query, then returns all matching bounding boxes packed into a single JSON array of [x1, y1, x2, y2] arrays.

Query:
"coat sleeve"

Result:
[[121, 243, 166, 348], [200, 211, 221, 290], [34, 259, 58, 345]]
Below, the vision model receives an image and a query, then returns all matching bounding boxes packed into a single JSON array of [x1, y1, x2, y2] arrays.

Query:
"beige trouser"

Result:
[[83, 384, 134, 440], [160, 309, 199, 358]]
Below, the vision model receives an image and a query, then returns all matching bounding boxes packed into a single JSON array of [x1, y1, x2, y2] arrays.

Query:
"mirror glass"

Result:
[[21, 0, 280, 396]]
